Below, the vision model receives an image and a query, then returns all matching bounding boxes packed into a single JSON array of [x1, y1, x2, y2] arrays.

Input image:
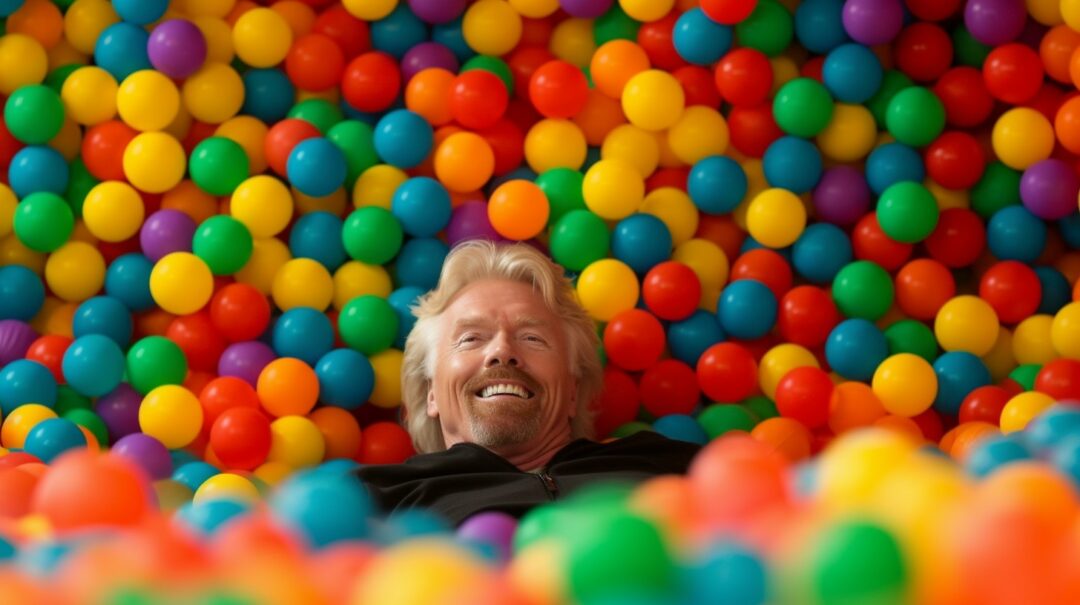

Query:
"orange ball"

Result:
[[434, 131, 495, 193], [572, 88, 627, 146], [308, 407, 362, 460], [488, 179, 550, 240], [1041, 25, 1080, 84], [590, 40, 651, 99], [7, 0, 63, 50], [978, 462, 1080, 530], [0, 467, 38, 518], [406, 68, 456, 127], [828, 381, 887, 435], [32, 450, 151, 532], [257, 358, 319, 418], [872, 414, 925, 443], [1055, 95, 1080, 154], [750, 417, 812, 463]]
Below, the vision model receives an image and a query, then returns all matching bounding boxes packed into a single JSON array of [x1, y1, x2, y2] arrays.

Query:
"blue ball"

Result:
[[688, 540, 770, 605], [865, 142, 924, 196], [688, 156, 746, 215], [314, 458, 362, 477], [673, 8, 733, 65], [825, 319, 888, 381], [717, 279, 777, 340], [105, 253, 155, 312], [289, 211, 347, 271], [388, 286, 426, 349], [987, 205, 1047, 263], [8, 145, 69, 198], [0, 0, 23, 17], [0, 535, 14, 561], [172, 461, 221, 493], [392, 177, 452, 237], [822, 43, 883, 103], [739, 235, 793, 261], [169, 448, 200, 469], [370, 3, 429, 59], [287, 137, 347, 198], [94, 22, 152, 81], [432, 17, 475, 63], [0, 360, 57, 416], [1059, 211, 1080, 249], [375, 508, 452, 545], [792, 223, 852, 284], [395, 237, 449, 290], [653, 414, 708, 444], [611, 214, 673, 275], [668, 310, 725, 366], [374, 109, 433, 169], [61, 334, 125, 397], [242, 68, 295, 124], [112, 0, 168, 24], [0, 264, 45, 321], [794, 0, 848, 54], [763, 136, 823, 194], [315, 348, 374, 410], [1023, 405, 1080, 455], [72, 296, 133, 347], [932, 351, 992, 416], [23, 418, 87, 463], [1035, 266, 1071, 315], [270, 471, 374, 548], [1050, 435, 1080, 489], [175, 499, 250, 536], [272, 307, 334, 366], [486, 166, 538, 195], [964, 434, 1032, 479]]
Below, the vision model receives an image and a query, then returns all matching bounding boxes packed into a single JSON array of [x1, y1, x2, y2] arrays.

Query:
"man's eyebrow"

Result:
[[450, 316, 552, 331]]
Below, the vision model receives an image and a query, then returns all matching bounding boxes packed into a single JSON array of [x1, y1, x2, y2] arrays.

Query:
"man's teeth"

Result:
[[480, 384, 530, 399]]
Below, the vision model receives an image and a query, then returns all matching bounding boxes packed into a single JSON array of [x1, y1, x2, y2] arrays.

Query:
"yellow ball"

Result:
[[333, 261, 393, 311], [342, 0, 397, 20], [1052, 301, 1080, 360], [576, 258, 639, 322], [999, 391, 1056, 434], [352, 539, 489, 605], [236, 237, 292, 295], [139, 385, 203, 449], [621, 70, 685, 132], [673, 238, 729, 308], [0, 34, 48, 94], [268, 415, 325, 468], [462, 0, 522, 57], [1028, 0, 1063, 25], [63, 0, 119, 55], [550, 18, 595, 68], [1, 404, 57, 449], [525, 119, 587, 174], [602, 124, 659, 178], [935, 295, 1000, 356], [182, 62, 244, 124], [746, 187, 807, 248], [295, 186, 348, 216], [232, 8, 293, 68], [992, 107, 1055, 170], [181, 0, 236, 18], [619, 0, 675, 21], [770, 55, 800, 95], [759, 343, 819, 399], [271, 258, 334, 312], [216, 116, 269, 175], [1011, 314, 1057, 365], [51, 117, 84, 163], [816, 428, 919, 511], [0, 184, 16, 238], [0, 235, 45, 276], [925, 179, 969, 211], [640, 187, 698, 247], [150, 252, 214, 315], [508, 0, 559, 18], [981, 326, 1017, 382], [123, 131, 186, 194], [45, 241, 105, 302], [353, 164, 408, 210], [116, 70, 179, 132], [193, 16, 235, 65], [369, 348, 404, 409], [60, 66, 117, 126], [231, 175, 294, 238], [872, 353, 938, 417], [81, 181, 145, 242], [667, 106, 729, 165], [816, 103, 877, 163], [193, 473, 261, 505], [582, 159, 644, 221], [253, 461, 293, 487]]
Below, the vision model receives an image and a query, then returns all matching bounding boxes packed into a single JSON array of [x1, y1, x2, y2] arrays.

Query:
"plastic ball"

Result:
[[642, 261, 701, 322], [13, 192, 73, 253], [193, 472, 260, 504], [875, 181, 939, 244], [831, 260, 894, 321], [0, 34, 47, 95], [94, 22, 151, 82], [577, 259, 639, 322], [32, 449, 150, 531], [688, 156, 746, 215], [138, 384, 202, 449], [524, 118, 587, 173], [1020, 159, 1079, 221], [964, 0, 1026, 46], [871, 353, 937, 417], [1052, 302, 1080, 360], [822, 43, 883, 104], [81, 181, 144, 243], [230, 175, 294, 238], [773, 77, 833, 137], [71, 295, 131, 347], [149, 252, 213, 315], [716, 279, 777, 341], [621, 69, 685, 132], [791, 223, 852, 285], [774, 366, 833, 428], [673, 8, 733, 66], [122, 131, 186, 193], [232, 8, 292, 69], [342, 207, 403, 266], [611, 214, 673, 275], [267, 415, 326, 468], [826, 319, 888, 382], [603, 309, 665, 372], [933, 351, 992, 416], [549, 209, 609, 272], [7, 146, 67, 204], [885, 86, 945, 147], [388, 177, 451, 239], [373, 109, 432, 169], [61, 334, 124, 397], [4, 84, 63, 145], [746, 187, 807, 249], [763, 135, 822, 194], [434, 132, 494, 193], [992, 107, 1055, 170], [0, 359, 56, 417], [115, 70, 179, 132], [582, 159, 644, 221], [1000, 391, 1055, 433], [935, 295, 1000, 357], [286, 137, 346, 198]]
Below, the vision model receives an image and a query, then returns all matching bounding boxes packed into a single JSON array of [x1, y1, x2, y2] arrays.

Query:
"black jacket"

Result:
[[354, 430, 702, 526]]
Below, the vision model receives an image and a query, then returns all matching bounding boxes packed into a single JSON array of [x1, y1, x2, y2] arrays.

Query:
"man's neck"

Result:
[[492, 431, 573, 472]]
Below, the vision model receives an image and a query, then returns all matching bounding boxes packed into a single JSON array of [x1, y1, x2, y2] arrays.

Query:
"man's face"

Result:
[[426, 279, 578, 452]]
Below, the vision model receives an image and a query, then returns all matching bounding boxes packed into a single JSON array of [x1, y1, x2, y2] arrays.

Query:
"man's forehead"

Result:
[[449, 314, 553, 330]]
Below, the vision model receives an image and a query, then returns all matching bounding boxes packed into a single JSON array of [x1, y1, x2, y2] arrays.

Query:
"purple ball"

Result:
[[1020, 159, 1080, 221], [964, 0, 1026, 46], [112, 433, 174, 480], [0, 320, 37, 367], [147, 19, 208, 79], [559, 0, 613, 18], [141, 210, 196, 262], [218, 341, 277, 386], [456, 511, 518, 562], [446, 201, 503, 246], [95, 383, 143, 443], [400, 42, 460, 83], [842, 0, 904, 46], [812, 166, 872, 226], [408, 0, 467, 24]]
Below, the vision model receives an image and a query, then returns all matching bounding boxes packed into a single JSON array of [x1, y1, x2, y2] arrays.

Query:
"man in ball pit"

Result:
[[355, 240, 700, 525]]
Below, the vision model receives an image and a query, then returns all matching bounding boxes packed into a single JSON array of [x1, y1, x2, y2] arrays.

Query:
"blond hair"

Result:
[[401, 240, 603, 453]]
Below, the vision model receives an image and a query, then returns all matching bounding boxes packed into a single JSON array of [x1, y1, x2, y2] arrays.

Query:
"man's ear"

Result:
[[426, 387, 439, 418]]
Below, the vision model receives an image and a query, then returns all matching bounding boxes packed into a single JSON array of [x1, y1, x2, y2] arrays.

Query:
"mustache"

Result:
[[465, 366, 542, 395]]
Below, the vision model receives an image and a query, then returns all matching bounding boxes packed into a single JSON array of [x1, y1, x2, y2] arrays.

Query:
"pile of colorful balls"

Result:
[[2, 0, 1080, 602]]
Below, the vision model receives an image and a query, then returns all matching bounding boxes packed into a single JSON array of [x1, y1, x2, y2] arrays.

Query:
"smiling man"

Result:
[[355, 240, 701, 525]]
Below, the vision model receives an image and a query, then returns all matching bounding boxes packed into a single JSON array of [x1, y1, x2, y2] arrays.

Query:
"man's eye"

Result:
[[524, 335, 545, 343], [460, 335, 480, 344]]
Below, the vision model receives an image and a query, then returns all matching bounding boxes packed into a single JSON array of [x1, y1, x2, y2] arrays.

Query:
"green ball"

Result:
[[14, 191, 74, 252], [697, 403, 757, 439], [742, 395, 778, 421], [54, 385, 92, 415], [883, 319, 938, 363], [189, 136, 250, 196], [550, 210, 610, 273], [611, 421, 652, 438], [536, 167, 586, 225], [63, 408, 110, 447], [45, 64, 81, 93], [811, 521, 908, 605], [126, 336, 188, 395], [514, 504, 564, 552], [594, 3, 640, 45], [567, 511, 676, 602], [773, 78, 834, 138], [832, 260, 894, 321], [876, 181, 939, 243], [65, 157, 99, 218], [885, 86, 945, 147], [970, 161, 1020, 219], [193, 215, 253, 275], [1009, 363, 1041, 391], [735, 0, 794, 57], [4, 84, 65, 144], [461, 55, 515, 96], [327, 120, 379, 189], [339, 295, 398, 355], [952, 25, 991, 68], [342, 206, 403, 265], [866, 70, 913, 128], [288, 98, 344, 134]]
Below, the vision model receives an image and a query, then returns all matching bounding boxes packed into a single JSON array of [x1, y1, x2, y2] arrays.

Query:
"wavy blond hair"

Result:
[[401, 240, 603, 454]]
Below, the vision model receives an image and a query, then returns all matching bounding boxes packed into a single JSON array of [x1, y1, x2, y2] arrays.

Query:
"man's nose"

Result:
[[484, 332, 519, 367]]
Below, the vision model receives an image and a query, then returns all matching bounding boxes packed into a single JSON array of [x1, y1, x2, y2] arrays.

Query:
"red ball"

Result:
[[701, 0, 758, 24], [507, 46, 556, 102], [924, 208, 986, 268], [959, 385, 1012, 425], [285, 33, 346, 92], [978, 261, 1042, 324], [477, 118, 525, 177], [894, 258, 956, 321], [529, 60, 589, 119], [210, 284, 272, 343], [727, 103, 783, 157], [983, 43, 1045, 105], [449, 69, 509, 130], [166, 311, 227, 373], [199, 376, 262, 433], [646, 167, 690, 192], [924, 131, 985, 190], [714, 48, 772, 107], [209, 407, 272, 471], [852, 213, 913, 271], [311, 5, 371, 59], [593, 367, 641, 438], [341, 51, 401, 114], [637, 12, 686, 71], [357, 421, 415, 464], [777, 285, 841, 349], [603, 309, 666, 372], [0, 118, 23, 182], [904, 0, 962, 21], [82, 120, 138, 181], [643, 261, 702, 321], [730, 249, 793, 299], [696, 342, 758, 403], [24, 335, 72, 384], [893, 22, 953, 83], [639, 359, 701, 418], [933, 66, 995, 128], [1035, 358, 1080, 401], [799, 56, 825, 82], [673, 65, 720, 108], [911, 407, 945, 442], [264, 118, 321, 177], [773, 366, 833, 429]]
